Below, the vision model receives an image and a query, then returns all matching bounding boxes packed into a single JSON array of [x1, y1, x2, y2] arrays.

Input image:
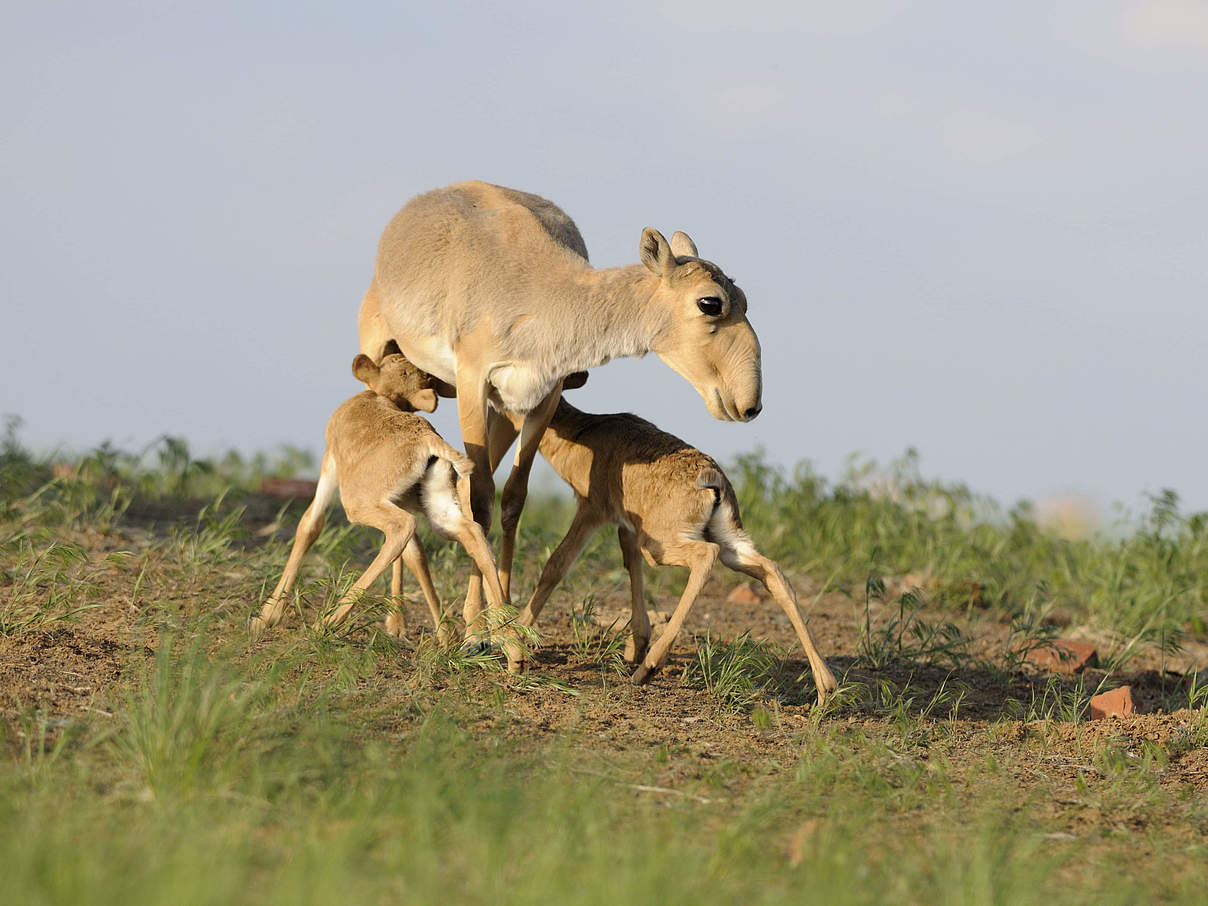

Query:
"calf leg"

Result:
[[518, 504, 603, 628], [253, 452, 337, 634], [385, 558, 407, 638], [719, 541, 837, 703], [318, 508, 416, 631], [631, 540, 720, 685], [398, 535, 453, 645], [617, 525, 651, 664]]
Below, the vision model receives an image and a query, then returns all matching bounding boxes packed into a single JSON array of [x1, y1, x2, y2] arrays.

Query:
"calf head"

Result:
[[351, 353, 439, 413]]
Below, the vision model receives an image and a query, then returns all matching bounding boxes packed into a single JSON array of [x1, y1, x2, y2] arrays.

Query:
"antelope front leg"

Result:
[[631, 541, 720, 685], [498, 385, 563, 599], [455, 518, 525, 672], [454, 375, 496, 646]]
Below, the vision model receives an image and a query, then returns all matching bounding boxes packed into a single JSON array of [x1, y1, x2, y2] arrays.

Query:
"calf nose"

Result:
[[743, 403, 762, 420]]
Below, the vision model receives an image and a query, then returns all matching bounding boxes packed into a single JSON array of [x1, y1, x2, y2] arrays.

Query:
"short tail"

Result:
[[429, 439, 476, 519], [310, 452, 340, 514]]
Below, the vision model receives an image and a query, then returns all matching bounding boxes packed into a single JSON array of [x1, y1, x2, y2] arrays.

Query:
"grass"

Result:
[[2, 427, 1208, 903], [729, 449, 1208, 642]]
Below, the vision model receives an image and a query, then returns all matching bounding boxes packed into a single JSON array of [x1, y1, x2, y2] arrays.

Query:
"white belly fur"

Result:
[[392, 337, 554, 415], [487, 362, 558, 414], [395, 335, 457, 386]]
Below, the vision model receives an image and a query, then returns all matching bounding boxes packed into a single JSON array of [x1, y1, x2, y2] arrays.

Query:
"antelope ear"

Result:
[[351, 354, 379, 385], [410, 388, 438, 413], [669, 231, 698, 258], [639, 227, 675, 276]]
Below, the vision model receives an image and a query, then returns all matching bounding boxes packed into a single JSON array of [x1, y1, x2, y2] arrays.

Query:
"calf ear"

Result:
[[639, 227, 675, 276], [669, 231, 698, 258], [410, 388, 438, 413], [351, 354, 379, 385]]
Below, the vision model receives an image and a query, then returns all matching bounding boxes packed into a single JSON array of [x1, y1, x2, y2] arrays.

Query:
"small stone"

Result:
[[727, 582, 762, 605], [1021, 638, 1098, 675], [1089, 686, 1134, 720], [1042, 608, 1074, 629], [260, 477, 319, 499]]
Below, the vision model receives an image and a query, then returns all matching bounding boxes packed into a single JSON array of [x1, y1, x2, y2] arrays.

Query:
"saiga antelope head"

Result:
[[640, 228, 763, 422]]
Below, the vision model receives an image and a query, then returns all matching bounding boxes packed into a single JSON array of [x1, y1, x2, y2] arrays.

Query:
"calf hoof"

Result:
[[249, 615, 269, 638], [624, 635, 650, 665], [630, 664, 652, 686], [384, 612, 407, 639]]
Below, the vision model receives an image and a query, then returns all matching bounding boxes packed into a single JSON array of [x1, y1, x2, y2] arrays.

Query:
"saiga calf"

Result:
[[253, 354, 521, 667], [517, 400, 836, 702]]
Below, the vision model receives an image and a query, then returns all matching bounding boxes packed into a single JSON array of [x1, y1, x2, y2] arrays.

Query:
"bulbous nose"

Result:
[[743, 403, 762, 420]]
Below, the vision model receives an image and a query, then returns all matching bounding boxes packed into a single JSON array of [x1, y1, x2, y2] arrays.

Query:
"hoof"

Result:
[[311, 618, 338, 636], [384, 613, 407, 639], [630, 664, 652, 686], [624, 636, 650, 665], [460, 636, 495, 657], [249, 616, 268, 638]]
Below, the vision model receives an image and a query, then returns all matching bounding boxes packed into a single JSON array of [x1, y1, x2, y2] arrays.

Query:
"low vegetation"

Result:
[[2, 424, 1206, 903]]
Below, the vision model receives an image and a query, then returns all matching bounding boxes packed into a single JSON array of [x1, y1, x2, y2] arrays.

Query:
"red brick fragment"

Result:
[[260, 477, 319, 499], [786, 818, 822, 867], [726, 582, 762, 605], [1021, 638, 1098, 675], [1090, 686, 1134, 720]]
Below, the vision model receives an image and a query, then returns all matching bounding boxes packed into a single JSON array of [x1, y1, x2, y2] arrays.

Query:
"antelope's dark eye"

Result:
[[697, 296, 723, 317]]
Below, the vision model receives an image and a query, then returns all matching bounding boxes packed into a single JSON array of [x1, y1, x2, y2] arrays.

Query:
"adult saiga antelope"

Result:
[[357, 181, 763, 625]]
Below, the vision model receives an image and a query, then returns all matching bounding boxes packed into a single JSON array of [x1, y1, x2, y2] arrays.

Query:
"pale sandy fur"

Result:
[[354, 181, 765, 624]]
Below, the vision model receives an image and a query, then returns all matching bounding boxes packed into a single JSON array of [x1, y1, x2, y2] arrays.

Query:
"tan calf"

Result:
[[516, 401, 836, 702], [253, 354, 520, 667]]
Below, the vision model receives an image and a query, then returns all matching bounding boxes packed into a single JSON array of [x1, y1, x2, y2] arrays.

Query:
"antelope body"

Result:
[[357, 181, 764, 623], [253, 354, 519, 666], [517, 400, 837, 702]]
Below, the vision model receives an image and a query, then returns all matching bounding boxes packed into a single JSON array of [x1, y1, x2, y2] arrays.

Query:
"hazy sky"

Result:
[[3, 1, 1207, 513]]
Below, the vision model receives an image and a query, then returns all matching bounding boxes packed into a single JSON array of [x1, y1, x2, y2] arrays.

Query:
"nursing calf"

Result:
[[253, 354, 521, 668]]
